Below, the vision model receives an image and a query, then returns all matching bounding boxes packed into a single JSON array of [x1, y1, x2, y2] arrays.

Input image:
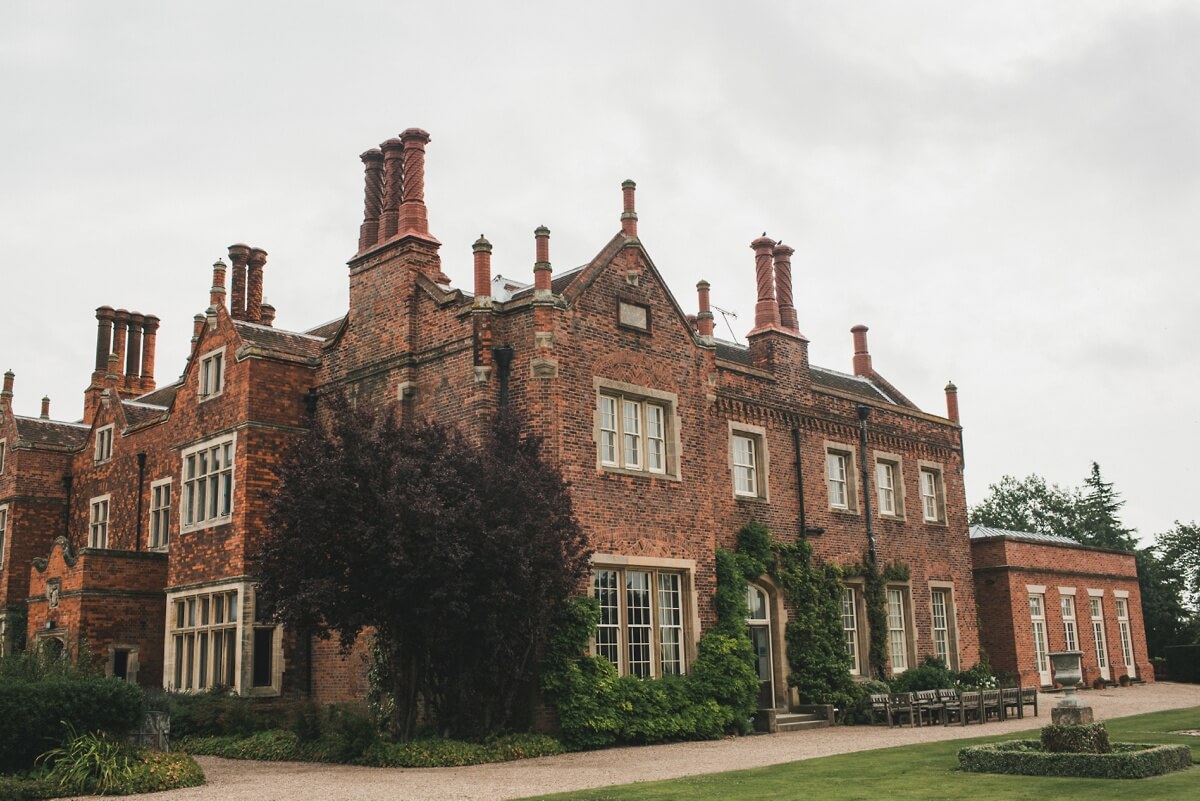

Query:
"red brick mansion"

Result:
[[0, 128, 1150, 704]]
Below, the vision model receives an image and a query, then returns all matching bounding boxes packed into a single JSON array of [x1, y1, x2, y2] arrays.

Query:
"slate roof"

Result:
[[508, 266, 586, 300], [13, 416, 89, 450], [234, 320, 324, 361], [968, 525, 1081, 546], [305, 316, 345, 340], [713, 340, 753, 366], [810, 366, 895, 403], [121, 400, 168, 428], [133, 382, 179, 408]]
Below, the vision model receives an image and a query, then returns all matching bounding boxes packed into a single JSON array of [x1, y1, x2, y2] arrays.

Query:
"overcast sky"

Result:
[[2, 1, 1196, 544]]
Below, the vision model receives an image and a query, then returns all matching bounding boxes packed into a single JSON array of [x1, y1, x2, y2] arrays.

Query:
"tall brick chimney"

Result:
[[748, 235, 780, 335], [696, 280, 715, 338], [228, 244, 250, 320], [358, 148, 385, 254], [621, 180, 638, 238], [1, 370, 12, 410], [94, 306, 115, 374], [851, 325, 872, 376], [40, 396, 50, 419], [110, 309, 130, 383], [945, 381, 960, 423], [397, 128, 432, 239], [773, 243, 798, 332], [533, 226, 552, 293], [473, 236, 493, 304], [260, 303, 276, 327], [191, 313, 205, 345], [246, 248, 267, 323], [125, 312, 144, 390], [380, 138, 404, 241], [210, 260, 227, 309], [140, 315, 159, 392]]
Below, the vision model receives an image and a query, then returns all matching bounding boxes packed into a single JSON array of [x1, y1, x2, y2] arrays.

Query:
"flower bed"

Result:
[[958, 739, 1192, 779]]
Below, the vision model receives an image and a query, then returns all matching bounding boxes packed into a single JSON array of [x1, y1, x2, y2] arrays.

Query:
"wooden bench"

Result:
[[914, 689, 948, 726], [953, 690, 983, 725], [868, 693, 892, 726], [1020, 685, 1039, 718], [888, 692, 923, 727], [980, 689, 1004, 722]]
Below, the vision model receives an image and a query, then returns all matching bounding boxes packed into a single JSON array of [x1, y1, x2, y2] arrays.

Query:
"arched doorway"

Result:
[[746, 583, 775, 709], [40, 636, 65, 661]]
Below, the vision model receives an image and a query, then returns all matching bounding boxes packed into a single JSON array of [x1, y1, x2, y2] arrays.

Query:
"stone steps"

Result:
[[775, 712, 831, 732]]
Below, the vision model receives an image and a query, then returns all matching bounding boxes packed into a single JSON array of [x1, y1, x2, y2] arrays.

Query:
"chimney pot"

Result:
[[945, 381, 960, 423], [473, 235, 493, 301], [228, 244, 251, 319], [696, 280, 715, 338], [192, 313, 205, 343], [380, 138, 404, 241], [111, 310, 131, 382], [851, 324, 872, 376], [140, 314, 160, 391], [749, 236, 780, 334], [40, 395, 50, 419], [358, 148, 385, 253], [533, 226, 552, 292], [125, 312, 145, 388], [1, 369, 13, 398], [772, 243, 798, 332], [210, 259, 227, 308], [94, 306, 115, 373], [621, 180, 638, 237], [246, 248, 267, 323]]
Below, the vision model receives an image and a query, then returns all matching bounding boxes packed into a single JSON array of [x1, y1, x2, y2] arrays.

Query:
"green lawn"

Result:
[[517, 708, 1200, 801]]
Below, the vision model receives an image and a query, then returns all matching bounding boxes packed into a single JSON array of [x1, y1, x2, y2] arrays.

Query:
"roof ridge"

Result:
[[234, 319, 325, 341], [14, 415, 90, 429]]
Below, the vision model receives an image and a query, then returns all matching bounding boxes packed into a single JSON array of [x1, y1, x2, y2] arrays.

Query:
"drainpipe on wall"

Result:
[[61, 474, 73, 540], [792, 427, 824, 540], [857, 405, 877, 565], [135, 453, 146, 551]]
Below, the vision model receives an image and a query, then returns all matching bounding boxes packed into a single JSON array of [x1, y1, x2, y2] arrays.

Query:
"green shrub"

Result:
[[891, 657, 956, 693], [312, 705, 379, 762], [38, 724, 136, 795], [120, 751, 205, 794], [1041, 723, 1112, 754], [1164, 644, 1200, 683], [955, 660, 998, 689], [0, 774, 59, 800], [842, 680, 891, 724], [0, 674, 145, 773], [164, 688, 284, 738], [958, 739, 1192, 778]]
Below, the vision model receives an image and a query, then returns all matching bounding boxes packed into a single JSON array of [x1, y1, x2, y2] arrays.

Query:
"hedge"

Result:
[[1164, 644, 1200, 683], [958, 740, 1192, 779], [0, 676, 145, 773], [0, 751, 204, 799]]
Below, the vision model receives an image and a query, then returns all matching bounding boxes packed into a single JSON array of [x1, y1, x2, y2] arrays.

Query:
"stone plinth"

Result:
[[1051, 705, 1095, 725]]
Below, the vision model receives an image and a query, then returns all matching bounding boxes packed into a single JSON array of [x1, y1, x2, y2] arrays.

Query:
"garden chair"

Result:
[[1001, 686, 1021, 719], [980, 688, 1003, 722], [954, 690, 982, 725], [1019, 685, 1039, 718], [936, 688, 963, 723], [888, 692, 922, 727], [914, 689, 948, 726], [868, 694, 892, 726]]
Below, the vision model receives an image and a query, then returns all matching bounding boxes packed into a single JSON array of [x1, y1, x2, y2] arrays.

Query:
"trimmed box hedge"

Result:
[[958, 739, 1192, 779]]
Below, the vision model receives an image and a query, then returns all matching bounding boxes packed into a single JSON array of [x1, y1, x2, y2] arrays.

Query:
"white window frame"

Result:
[[918, 461, 946, 523], [149, 478, 172, 550], [841, 586, 861, 675], [930, 586, 957, 669], [594, 380, 679, 479], [825, 443, 856, 511], [0, 504, 8, 571], [164, 582, 282, 696], [874, 452, 904, 518], [1030, 592, 1051, 684], [94, 424, 114, 463], [591, 556, 694, 679], [1061, 592, 1078, 652], [886, 587, 910, 674], [89, 494, 111, 549], [729, 422, 768, 500], [1089, 591, 1110, 679], [181, 434, 236, 532], [198, 347, 226, 401]]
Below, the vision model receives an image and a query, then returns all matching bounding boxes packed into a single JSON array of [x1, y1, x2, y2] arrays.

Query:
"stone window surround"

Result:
[[823, 440, 858, 514], [163, 580, 283, 697], [148, 477, 172, 551], [728, 420, 769, 501], [88, 493, 111, 549], [927, 581, 960, 670], [180, 432, 237, 533], [872, 450, 906, 519], [841, 580, 866, 676], [592, 378, 681, 481], [886, 584, 915, 675], [917, 459, 948, 525], [590, 553, 699, 677], [197, 346, 226, 402], [94, 424, 114, 463]]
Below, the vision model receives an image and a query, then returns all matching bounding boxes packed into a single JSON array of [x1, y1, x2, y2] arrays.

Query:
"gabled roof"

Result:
[[233, 320, 325, 361], [305, 316, 346, 340], [13, 416, 89, 450], [132, 382, 180, 409], [508, 266, 586, 300], [968, 525, 1081, 546]]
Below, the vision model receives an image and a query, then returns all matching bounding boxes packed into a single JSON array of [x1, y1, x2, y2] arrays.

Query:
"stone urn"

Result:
[[1049, 650, 1092, 723]]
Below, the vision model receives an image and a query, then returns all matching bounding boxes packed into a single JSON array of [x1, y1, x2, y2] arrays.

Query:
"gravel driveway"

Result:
[[69, 682, 1200, 801]]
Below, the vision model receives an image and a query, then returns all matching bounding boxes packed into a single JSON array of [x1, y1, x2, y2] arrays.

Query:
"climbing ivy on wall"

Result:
[[845, 558, 911, 680]]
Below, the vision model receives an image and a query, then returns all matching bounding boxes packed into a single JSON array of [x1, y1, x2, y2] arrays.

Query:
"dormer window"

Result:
[[94, 425, 114, 463], [199, 348, 225, 401]]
